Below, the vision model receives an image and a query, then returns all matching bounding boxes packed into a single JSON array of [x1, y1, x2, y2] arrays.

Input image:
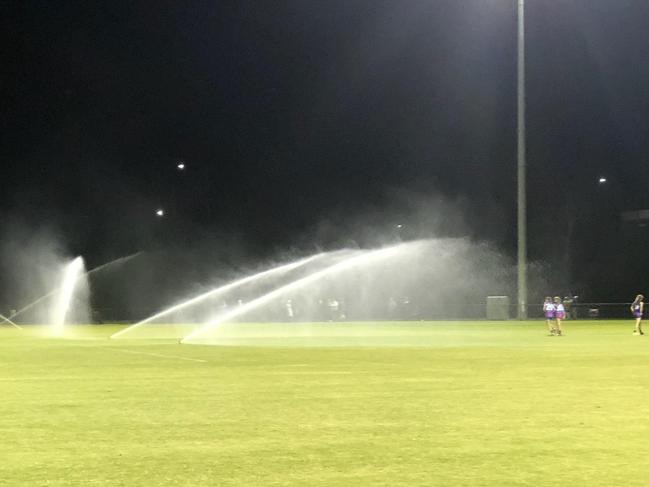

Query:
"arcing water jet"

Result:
[[110, 251, 351, 339], [181, 243, 408, 344], [9, 251, 142, 322], [0, 313, 22, 329]]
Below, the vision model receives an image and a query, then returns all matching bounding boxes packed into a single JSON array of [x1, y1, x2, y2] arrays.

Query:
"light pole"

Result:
[[517, 0, 527, 319]]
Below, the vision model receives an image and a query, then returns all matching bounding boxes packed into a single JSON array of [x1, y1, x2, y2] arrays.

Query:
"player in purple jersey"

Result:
[[553, 296, 565, 336], [631, 294, 644, 335], [543, 297, 556, 335]]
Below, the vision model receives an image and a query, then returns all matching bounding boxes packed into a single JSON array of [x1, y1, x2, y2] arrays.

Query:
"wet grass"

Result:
[[2, 320, 649, 486]]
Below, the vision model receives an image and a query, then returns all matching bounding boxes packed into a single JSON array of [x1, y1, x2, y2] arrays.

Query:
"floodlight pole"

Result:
[[517, 0, 528, 319]]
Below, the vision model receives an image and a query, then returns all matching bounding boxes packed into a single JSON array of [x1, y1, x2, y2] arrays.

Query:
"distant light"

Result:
[[598, 177, 607, 184], [155, 209, 165, 217], [177, 162, 185, 170], [396, 224, 403, 229]]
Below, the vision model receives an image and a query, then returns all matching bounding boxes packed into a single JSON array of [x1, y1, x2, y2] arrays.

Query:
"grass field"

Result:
[[2, 320, 649, 486]]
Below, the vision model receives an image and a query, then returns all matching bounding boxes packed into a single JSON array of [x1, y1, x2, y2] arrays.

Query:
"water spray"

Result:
[[0, 313, 22, 329], [9, 251, 142, 321], [110, 252, 346, 339], [51, 257, 85, 337], [182, 243, 406, 344]]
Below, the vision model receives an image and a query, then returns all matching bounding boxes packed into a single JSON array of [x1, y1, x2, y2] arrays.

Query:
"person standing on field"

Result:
[[553, 297, 565, 336], [631, 294, 644, 335], [543, 297, 556, 335]]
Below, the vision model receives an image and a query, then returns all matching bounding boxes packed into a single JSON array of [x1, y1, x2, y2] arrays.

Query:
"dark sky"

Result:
[[3, 0, 649, 298]]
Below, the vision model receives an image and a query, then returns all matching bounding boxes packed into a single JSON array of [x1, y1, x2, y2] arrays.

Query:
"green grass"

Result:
[[2, 320, 649, 486]]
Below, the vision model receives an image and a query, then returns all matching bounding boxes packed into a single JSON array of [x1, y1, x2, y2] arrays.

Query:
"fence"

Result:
[[86, 301, 637, 323], [523, 303, 634, 320]]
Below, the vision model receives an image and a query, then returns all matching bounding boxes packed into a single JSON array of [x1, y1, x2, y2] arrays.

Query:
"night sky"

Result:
[[3, 1, 649, 300]]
